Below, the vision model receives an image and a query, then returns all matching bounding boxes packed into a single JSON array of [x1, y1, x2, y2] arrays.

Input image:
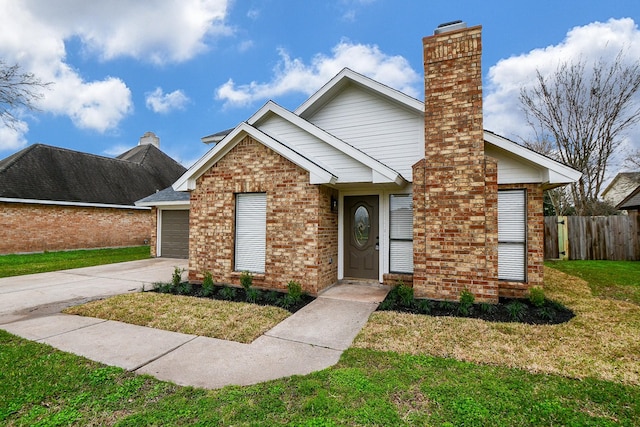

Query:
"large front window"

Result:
[[389, 194, 413, 273], [235, 193, 266, 273], [498, 190, 527, 281]]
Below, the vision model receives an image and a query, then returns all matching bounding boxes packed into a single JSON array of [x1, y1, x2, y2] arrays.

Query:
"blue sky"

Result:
[[1, 0, 639, 172]]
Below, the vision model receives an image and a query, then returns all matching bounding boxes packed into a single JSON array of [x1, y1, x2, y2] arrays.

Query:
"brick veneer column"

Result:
[[413, 24, 498, 303]]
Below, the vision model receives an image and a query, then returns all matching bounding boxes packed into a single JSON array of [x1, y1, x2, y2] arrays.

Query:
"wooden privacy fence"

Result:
[[544, 215, 640, 260]]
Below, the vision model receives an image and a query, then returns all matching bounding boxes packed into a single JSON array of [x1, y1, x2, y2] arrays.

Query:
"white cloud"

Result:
[[484, 17, 640, 154], [0, 0, 230, 136], [145, 88, 190, 114], [103, 143, 134, 157], [215, 40, 420, 107], [0, 121, 29, 152]]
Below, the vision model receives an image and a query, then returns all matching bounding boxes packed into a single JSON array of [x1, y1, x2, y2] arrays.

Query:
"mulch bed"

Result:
[[152, 282, 315, 313], [153, 281, 574, 324], [378, 296, 575, 325]]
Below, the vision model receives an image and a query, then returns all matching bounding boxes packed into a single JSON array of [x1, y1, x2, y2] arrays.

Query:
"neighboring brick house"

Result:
[[172, 22, 580, 302], [0, 132, 186, 254]]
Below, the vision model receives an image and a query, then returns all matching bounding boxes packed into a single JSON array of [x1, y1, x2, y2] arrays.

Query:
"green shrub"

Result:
[[153, 282, 174, 294], [396, 282, 414, 308], [202, 271, 215, 297], [240, 271, 253, 291], [279, 294, 297, 310], [529, 286, 546, 307], [506, 300, 527, 321], [479, 302, 497, 314], [536, 306, 557, 322], [264, 290, 281, 305], [417, 299, 433, 314], [218, 286, 237, 301], [458, 288, 475, 316], [172, 267, 185, 286], [176, 282, 192, 295], [438, 300, 455, 310], [287, 280, 303, 303], [246, 288, 260, 304]]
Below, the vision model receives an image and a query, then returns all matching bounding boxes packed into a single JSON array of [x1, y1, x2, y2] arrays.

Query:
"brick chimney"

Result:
[[412, 22, 499, 303]]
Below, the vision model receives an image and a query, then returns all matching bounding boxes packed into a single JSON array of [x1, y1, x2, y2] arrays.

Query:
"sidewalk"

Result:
[[0, 261, 388, 389]]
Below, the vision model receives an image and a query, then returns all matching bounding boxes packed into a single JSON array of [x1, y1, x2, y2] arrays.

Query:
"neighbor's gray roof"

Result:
[[617, 185, 640, 210], [0, 143, 186, 206], [136, 185, 190, 205]]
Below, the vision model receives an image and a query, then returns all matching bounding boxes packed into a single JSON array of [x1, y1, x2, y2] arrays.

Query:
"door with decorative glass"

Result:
[[344, 195, 379, 279]]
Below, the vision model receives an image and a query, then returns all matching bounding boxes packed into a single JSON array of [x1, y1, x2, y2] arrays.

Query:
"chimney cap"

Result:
[[139, 131, 160, 148], [434, 20, 467, 35]]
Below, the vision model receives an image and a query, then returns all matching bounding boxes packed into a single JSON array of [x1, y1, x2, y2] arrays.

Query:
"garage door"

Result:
[[160, 210, 189, 258]]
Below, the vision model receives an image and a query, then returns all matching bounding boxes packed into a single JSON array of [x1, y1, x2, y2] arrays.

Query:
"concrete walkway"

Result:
[[0, 259, 388, 389]]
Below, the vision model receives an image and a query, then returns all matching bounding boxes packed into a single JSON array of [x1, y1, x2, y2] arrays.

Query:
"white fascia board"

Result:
[[173, 122, 337, 190], [483, 131, 582, 184], [250, 101, 406, 185], [0, 197, 151, 210], [135, 200, 190, 208], [294, 68, 424, 117]]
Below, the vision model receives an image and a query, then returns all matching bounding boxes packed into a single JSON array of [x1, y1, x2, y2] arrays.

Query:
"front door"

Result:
[[344, 195, 379, 280]]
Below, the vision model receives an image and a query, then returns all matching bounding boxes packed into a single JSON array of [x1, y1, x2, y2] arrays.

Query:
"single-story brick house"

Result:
[[0, 132, 186, 254], [169, 23, 580, 302]]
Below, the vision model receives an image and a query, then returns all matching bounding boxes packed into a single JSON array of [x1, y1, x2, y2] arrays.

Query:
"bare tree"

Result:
[[0, 61, 51, 129], [520, 50, 640, 215], [624, 148, 640, 169]]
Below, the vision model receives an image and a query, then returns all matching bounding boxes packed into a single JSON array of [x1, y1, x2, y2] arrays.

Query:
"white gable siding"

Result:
[[304, 85, 423, 181], [485, 145, 544, 184], [256, 114, 373, 183]]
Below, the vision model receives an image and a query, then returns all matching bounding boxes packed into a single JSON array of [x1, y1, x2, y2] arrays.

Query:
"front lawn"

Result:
[[355, 266, 640, 385], [545, 260, 640, 305], [2, 261, 639, 425], [64, 292, 290, 343], [1, 330, 638, 426], [0, 246, 151, 278]]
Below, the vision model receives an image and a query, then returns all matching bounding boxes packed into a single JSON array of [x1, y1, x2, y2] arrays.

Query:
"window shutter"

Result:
[[235, 193, 266, 273], [389, 194, 413, 273], [498, 190, 526, 281]]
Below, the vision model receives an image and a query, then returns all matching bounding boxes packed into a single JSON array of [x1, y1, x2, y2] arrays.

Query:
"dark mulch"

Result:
[[151, 282, 315, 313], [378, 291, 575, 325]]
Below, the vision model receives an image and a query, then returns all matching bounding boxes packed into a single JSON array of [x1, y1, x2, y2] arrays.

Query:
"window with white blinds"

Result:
[[498, 190, 527, 281], [389, 194, 413, 273], [235, 193, 266, 273]]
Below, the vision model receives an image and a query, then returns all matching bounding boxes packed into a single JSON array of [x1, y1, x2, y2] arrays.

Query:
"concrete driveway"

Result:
[[0, 257, 187, 324]]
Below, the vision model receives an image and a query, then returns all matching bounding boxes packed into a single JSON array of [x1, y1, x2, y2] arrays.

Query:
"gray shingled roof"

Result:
[[0, 143, 186, 206], [617, 185, 640, 210], [136, 185, 190, 205]]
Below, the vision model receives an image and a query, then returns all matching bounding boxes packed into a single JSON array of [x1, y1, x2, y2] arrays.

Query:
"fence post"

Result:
[[557, 215, 569, 260]]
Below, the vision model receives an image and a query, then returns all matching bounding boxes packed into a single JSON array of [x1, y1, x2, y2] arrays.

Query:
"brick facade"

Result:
[[188, 136, 338, 295], [0, 202, 151, 254], [412, 25, 500, 303]]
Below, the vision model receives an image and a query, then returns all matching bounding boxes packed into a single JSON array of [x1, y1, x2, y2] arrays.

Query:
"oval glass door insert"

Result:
[[354, 205, 370, 247]]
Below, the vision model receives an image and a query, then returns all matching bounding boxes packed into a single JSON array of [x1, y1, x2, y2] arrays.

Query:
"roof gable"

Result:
[[249, 101, 405, 185], [0, 144, 186, 206], [483, 131, 582, 188], [173, 123, 338, 191], [295, 68, 423, 118]]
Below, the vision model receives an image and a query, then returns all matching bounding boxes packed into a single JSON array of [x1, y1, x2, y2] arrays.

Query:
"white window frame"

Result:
[[389, 194, 414, 273], [498, 189, 527, 282], [235, 193, 266, 273]]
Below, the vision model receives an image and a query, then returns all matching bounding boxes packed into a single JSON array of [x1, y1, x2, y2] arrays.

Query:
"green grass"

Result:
[[0, 330, 637, 426], [0, 246, 150, 278], [545, 260, 640, 305]]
